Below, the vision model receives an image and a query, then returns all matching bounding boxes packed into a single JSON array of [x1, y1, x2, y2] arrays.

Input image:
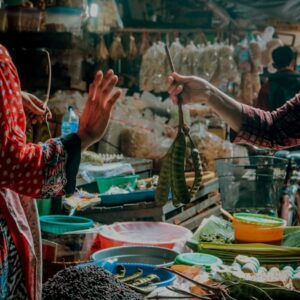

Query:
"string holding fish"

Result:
[[155, 45, 203, 207]]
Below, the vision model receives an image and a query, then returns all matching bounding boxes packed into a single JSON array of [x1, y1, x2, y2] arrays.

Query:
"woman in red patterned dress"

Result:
[[0, 44, 121, 300]]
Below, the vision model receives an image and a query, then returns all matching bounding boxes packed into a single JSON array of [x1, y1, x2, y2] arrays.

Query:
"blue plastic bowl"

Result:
[[40, 215, 94, 234], [77, 261, 176, 288]]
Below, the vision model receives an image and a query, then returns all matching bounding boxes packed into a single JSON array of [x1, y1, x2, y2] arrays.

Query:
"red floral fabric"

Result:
[[0, 44, 71, 300]]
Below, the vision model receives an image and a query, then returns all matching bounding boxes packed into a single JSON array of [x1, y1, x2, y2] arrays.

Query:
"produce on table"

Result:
[[120, 268, 143, 283], [242, 262, 258, 273], [198, 242, 300, 264], [42, 265, 143, 300], [293, 273, 300, 289], [115, 265, 126, 280], [81, 151, 125, 164], [283, 229, 300, 247], [112, 264, 171, 295], [148, 266, 300, 299], [213, 259, 293, 288], [155, 46, 203, 206], [193, 215, 234, 244]]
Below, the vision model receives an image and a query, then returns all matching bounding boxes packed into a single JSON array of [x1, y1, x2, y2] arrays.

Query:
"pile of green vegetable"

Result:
[[194, 215, 234, 244], [283, 228, 300, 247], [114, 265, 160, 295], [198, 242, 300, 265]]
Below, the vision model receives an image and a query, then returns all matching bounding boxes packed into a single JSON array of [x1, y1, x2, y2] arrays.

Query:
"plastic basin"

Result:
[[91, 245, 179, 267], [98, 221, 192, 249], [40, 215, 94, 234], [233, 213, 284, 244]]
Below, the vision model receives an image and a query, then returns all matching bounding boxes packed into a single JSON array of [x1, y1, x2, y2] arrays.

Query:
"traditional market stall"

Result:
[[1, 0, 300, 299]]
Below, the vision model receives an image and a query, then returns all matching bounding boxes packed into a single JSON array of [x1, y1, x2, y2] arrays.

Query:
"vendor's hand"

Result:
[[167, 72, 216, 105], [77, 70, 121, 150], [22, 91, 52, 124]]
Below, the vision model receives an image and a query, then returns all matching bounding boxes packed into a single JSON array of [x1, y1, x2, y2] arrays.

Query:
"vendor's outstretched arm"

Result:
[[168, 72, 300, 149], [167, 72, 242, 132], [207, 88, 243, 132]]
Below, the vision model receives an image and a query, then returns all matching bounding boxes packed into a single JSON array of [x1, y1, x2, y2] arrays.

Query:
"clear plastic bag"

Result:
[[201, 44, 219, 81], [190, 128, 233, 172], [79, 162, 135, 183], [139, 41, 168, 92], [169, 38, 184, 72], [211, 44, 240, 91]]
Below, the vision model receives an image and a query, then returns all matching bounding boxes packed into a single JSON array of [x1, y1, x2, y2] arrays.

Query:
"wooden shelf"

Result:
[[0, 32, 73, 49]]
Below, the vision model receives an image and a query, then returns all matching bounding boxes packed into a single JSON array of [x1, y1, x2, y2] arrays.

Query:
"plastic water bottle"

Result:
[[61, 106, 79, 135]]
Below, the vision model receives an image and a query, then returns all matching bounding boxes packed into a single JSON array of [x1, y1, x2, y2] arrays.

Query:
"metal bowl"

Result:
[[91, 245, 179, 267]]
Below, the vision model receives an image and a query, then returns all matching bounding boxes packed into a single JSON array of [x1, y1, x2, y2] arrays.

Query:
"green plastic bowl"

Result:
[[175, 253, 223, 272], [96, 175, 139, 194], [233, 213, 284, 227], [39, 215, 94, 234]]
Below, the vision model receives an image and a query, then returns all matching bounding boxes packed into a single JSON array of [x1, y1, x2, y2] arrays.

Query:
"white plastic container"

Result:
[[45, 6, 82, 35]]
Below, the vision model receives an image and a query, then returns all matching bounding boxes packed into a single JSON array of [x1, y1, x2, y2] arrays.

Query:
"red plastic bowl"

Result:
[[98, 221, 192, 250]]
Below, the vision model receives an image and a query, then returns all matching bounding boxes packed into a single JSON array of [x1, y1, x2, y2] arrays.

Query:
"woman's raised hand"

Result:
[[77, 69, 121, 150]]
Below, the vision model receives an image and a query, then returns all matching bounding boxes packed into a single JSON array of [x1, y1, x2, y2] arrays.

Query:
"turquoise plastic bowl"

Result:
[[39, 215, 94, 234]]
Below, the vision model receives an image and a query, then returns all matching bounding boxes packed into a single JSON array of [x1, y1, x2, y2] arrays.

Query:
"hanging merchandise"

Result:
[[249, 41, 262, 73], [139, 32, 150, 56], [169, 37, 184, 73], [211, 44, 240, 91], [155, 45, 203, 207], [240, 72, 254, 106], [179, 40, 198, 76], [234, 40, 252, 73], [201, 44, 219, 81], [110, 34, 126, 60], [139, 41, 168, 92], [251, 72, 261, 99], [97, 35, 109, 61], [127, 33, 138, 60]]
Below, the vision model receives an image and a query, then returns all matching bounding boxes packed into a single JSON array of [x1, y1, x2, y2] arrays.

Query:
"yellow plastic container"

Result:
[[233, 213, 284, 244]]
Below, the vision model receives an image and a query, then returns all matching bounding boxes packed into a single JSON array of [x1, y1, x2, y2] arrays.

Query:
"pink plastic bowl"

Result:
[[98, 221, 192, 250]]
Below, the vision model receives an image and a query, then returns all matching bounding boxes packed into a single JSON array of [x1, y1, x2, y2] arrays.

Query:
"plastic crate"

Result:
[[96, 175, 138, 194]]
